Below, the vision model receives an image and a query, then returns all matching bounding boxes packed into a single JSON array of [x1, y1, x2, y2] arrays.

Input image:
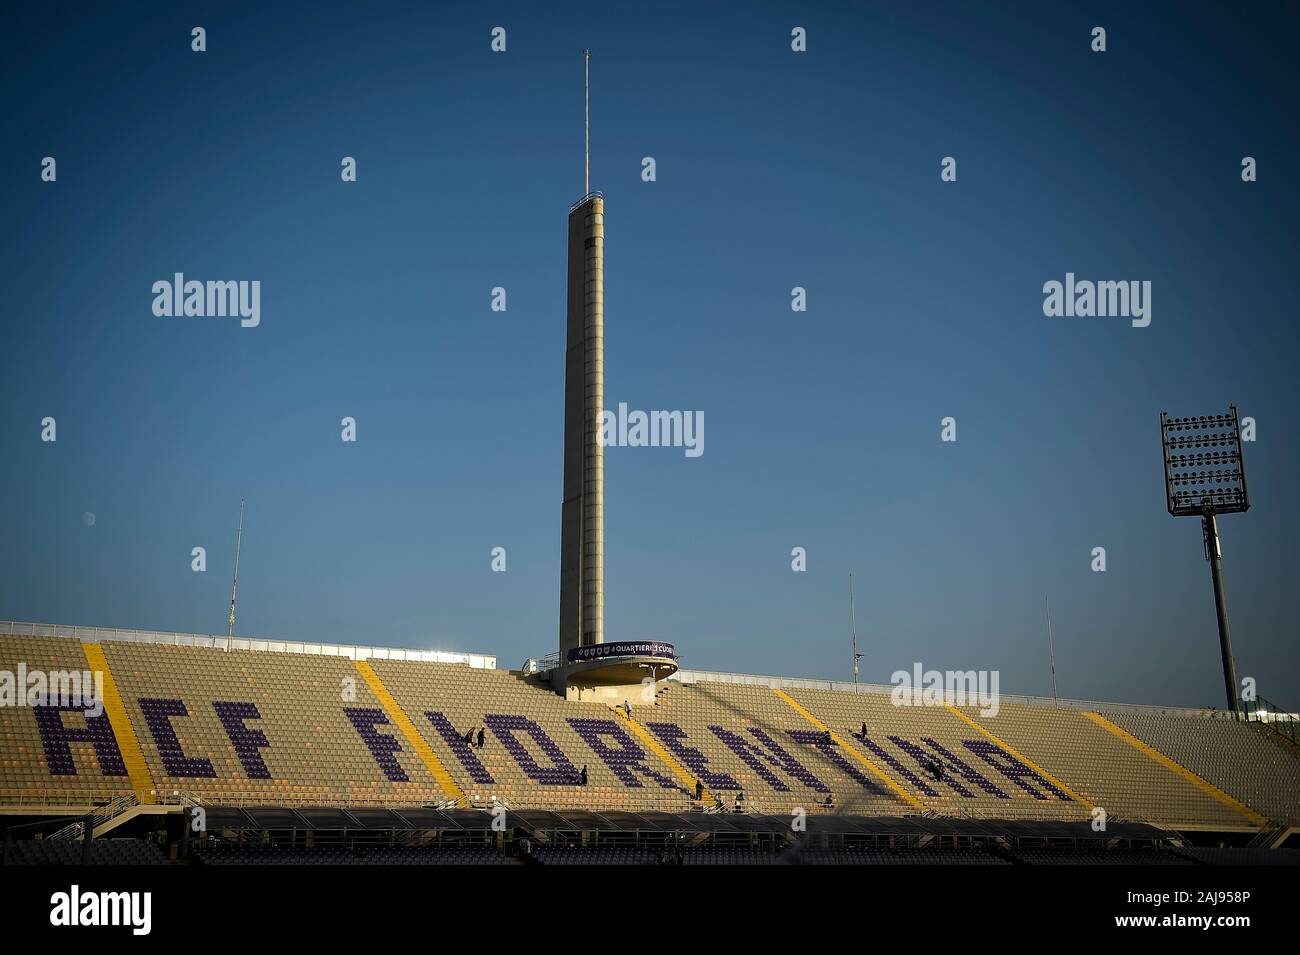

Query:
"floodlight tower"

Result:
[[1160, 407, 1250, 714]]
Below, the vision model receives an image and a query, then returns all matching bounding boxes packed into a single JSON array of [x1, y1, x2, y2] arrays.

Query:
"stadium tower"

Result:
[[554, 52, 676, 700], [559, 51, 604, 656], [559, 195, 604, 650]]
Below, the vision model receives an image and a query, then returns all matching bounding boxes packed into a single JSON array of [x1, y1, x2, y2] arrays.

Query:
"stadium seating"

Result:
[[101, 641, 447, 806], [1008, 848, 1192, 866], [787, 686, 1086, 821], [2, 838, 169, 866], [193, 844, 512, 865], [10, 835, 1289, 866], [799, 846, 1011, 865], [533, 845, 659, 865], [681, 847, 776, 865], [1101, 709, 1300, 824], [2, 631, 1297, 836], [648, 681, 910, 815], [0, 636, 135, 803], [1174, 847, 1300, 866], [963, 701, 1252, 829], [367, 660, 690, 812]]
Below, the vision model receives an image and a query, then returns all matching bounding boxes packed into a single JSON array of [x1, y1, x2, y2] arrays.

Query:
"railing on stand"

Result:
[[520, 652, 562, 674], [48, 793, 138, 842], [1244, 695, 1299, 748]]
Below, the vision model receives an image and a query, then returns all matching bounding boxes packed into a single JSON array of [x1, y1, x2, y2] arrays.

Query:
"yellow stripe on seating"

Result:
[[944, 703, 1093, 809], [1083, 711, 1266, 826], [773, 688, 928, 811], [610, 705, 712, 804], [353, 660, 465, 806], [82, 643, 156, 804]]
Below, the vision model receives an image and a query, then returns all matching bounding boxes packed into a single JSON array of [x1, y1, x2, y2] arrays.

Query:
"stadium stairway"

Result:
[[770, 688, 926, 810], [1257, 719, 1300, 758], [606, 702, 713, 803], [352, 659, 464, 805], [80, 644, 155, 804]]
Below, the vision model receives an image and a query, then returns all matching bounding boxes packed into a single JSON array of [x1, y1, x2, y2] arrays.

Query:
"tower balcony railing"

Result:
[[568, 190, 604, 214]]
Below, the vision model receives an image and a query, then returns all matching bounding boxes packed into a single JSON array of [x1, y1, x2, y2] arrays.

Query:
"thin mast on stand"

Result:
[[225, 500, 245, 652]]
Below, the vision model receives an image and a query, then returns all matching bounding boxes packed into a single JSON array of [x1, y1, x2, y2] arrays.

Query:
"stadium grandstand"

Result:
[[2, 621, 1297, 866]]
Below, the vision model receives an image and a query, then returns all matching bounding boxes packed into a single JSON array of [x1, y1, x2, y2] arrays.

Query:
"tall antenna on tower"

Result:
[[225, 499, 245, 652], [850, 572, 862, 683], [584, 49, 591, 195]]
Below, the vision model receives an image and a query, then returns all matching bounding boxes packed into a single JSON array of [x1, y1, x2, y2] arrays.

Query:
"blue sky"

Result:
[[2, 1, 1297, 707]]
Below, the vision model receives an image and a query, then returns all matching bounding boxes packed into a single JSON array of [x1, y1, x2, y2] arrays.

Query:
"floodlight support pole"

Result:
[[1202, 511, 1240, 716], [1161, 408, 1250, 718]]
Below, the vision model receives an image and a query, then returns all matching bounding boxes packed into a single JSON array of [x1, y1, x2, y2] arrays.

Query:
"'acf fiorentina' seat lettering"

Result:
[[32, 703, 128, 777], [787, 729, 889, 795], [708, 724, 831, 793], [31, 693, 1082, 808], [961, 739, 1072, 801], [482, 714, 580, 785], [212, 701, 272, 780], [138, 698, 217, 778], [44, 667, 1076, 805], [425, 711, 495, 784], [7, 635, 1285, 824], [645, 722, 743, 789], [343, 707, 410, 782], [566, 717, 686, 792], [852, 731, 942, 795], [646, 720, 886, 797], [859, 729, 1076, 803], [887, 735, 1006, 799]]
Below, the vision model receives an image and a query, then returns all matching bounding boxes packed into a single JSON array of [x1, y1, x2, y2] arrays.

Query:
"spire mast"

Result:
[[1045, 595, 1059, 701], [584, 49, 591, 195], [850, 572, 862, 683], [225, 499, 245, 652]]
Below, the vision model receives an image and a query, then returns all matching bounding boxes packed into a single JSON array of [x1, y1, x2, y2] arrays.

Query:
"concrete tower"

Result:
[[560, 194, 604, 653], [560, 52, 604, 655]]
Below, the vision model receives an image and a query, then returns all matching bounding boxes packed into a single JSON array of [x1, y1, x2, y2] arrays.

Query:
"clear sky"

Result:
[[2, 2, 1297, 708]]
